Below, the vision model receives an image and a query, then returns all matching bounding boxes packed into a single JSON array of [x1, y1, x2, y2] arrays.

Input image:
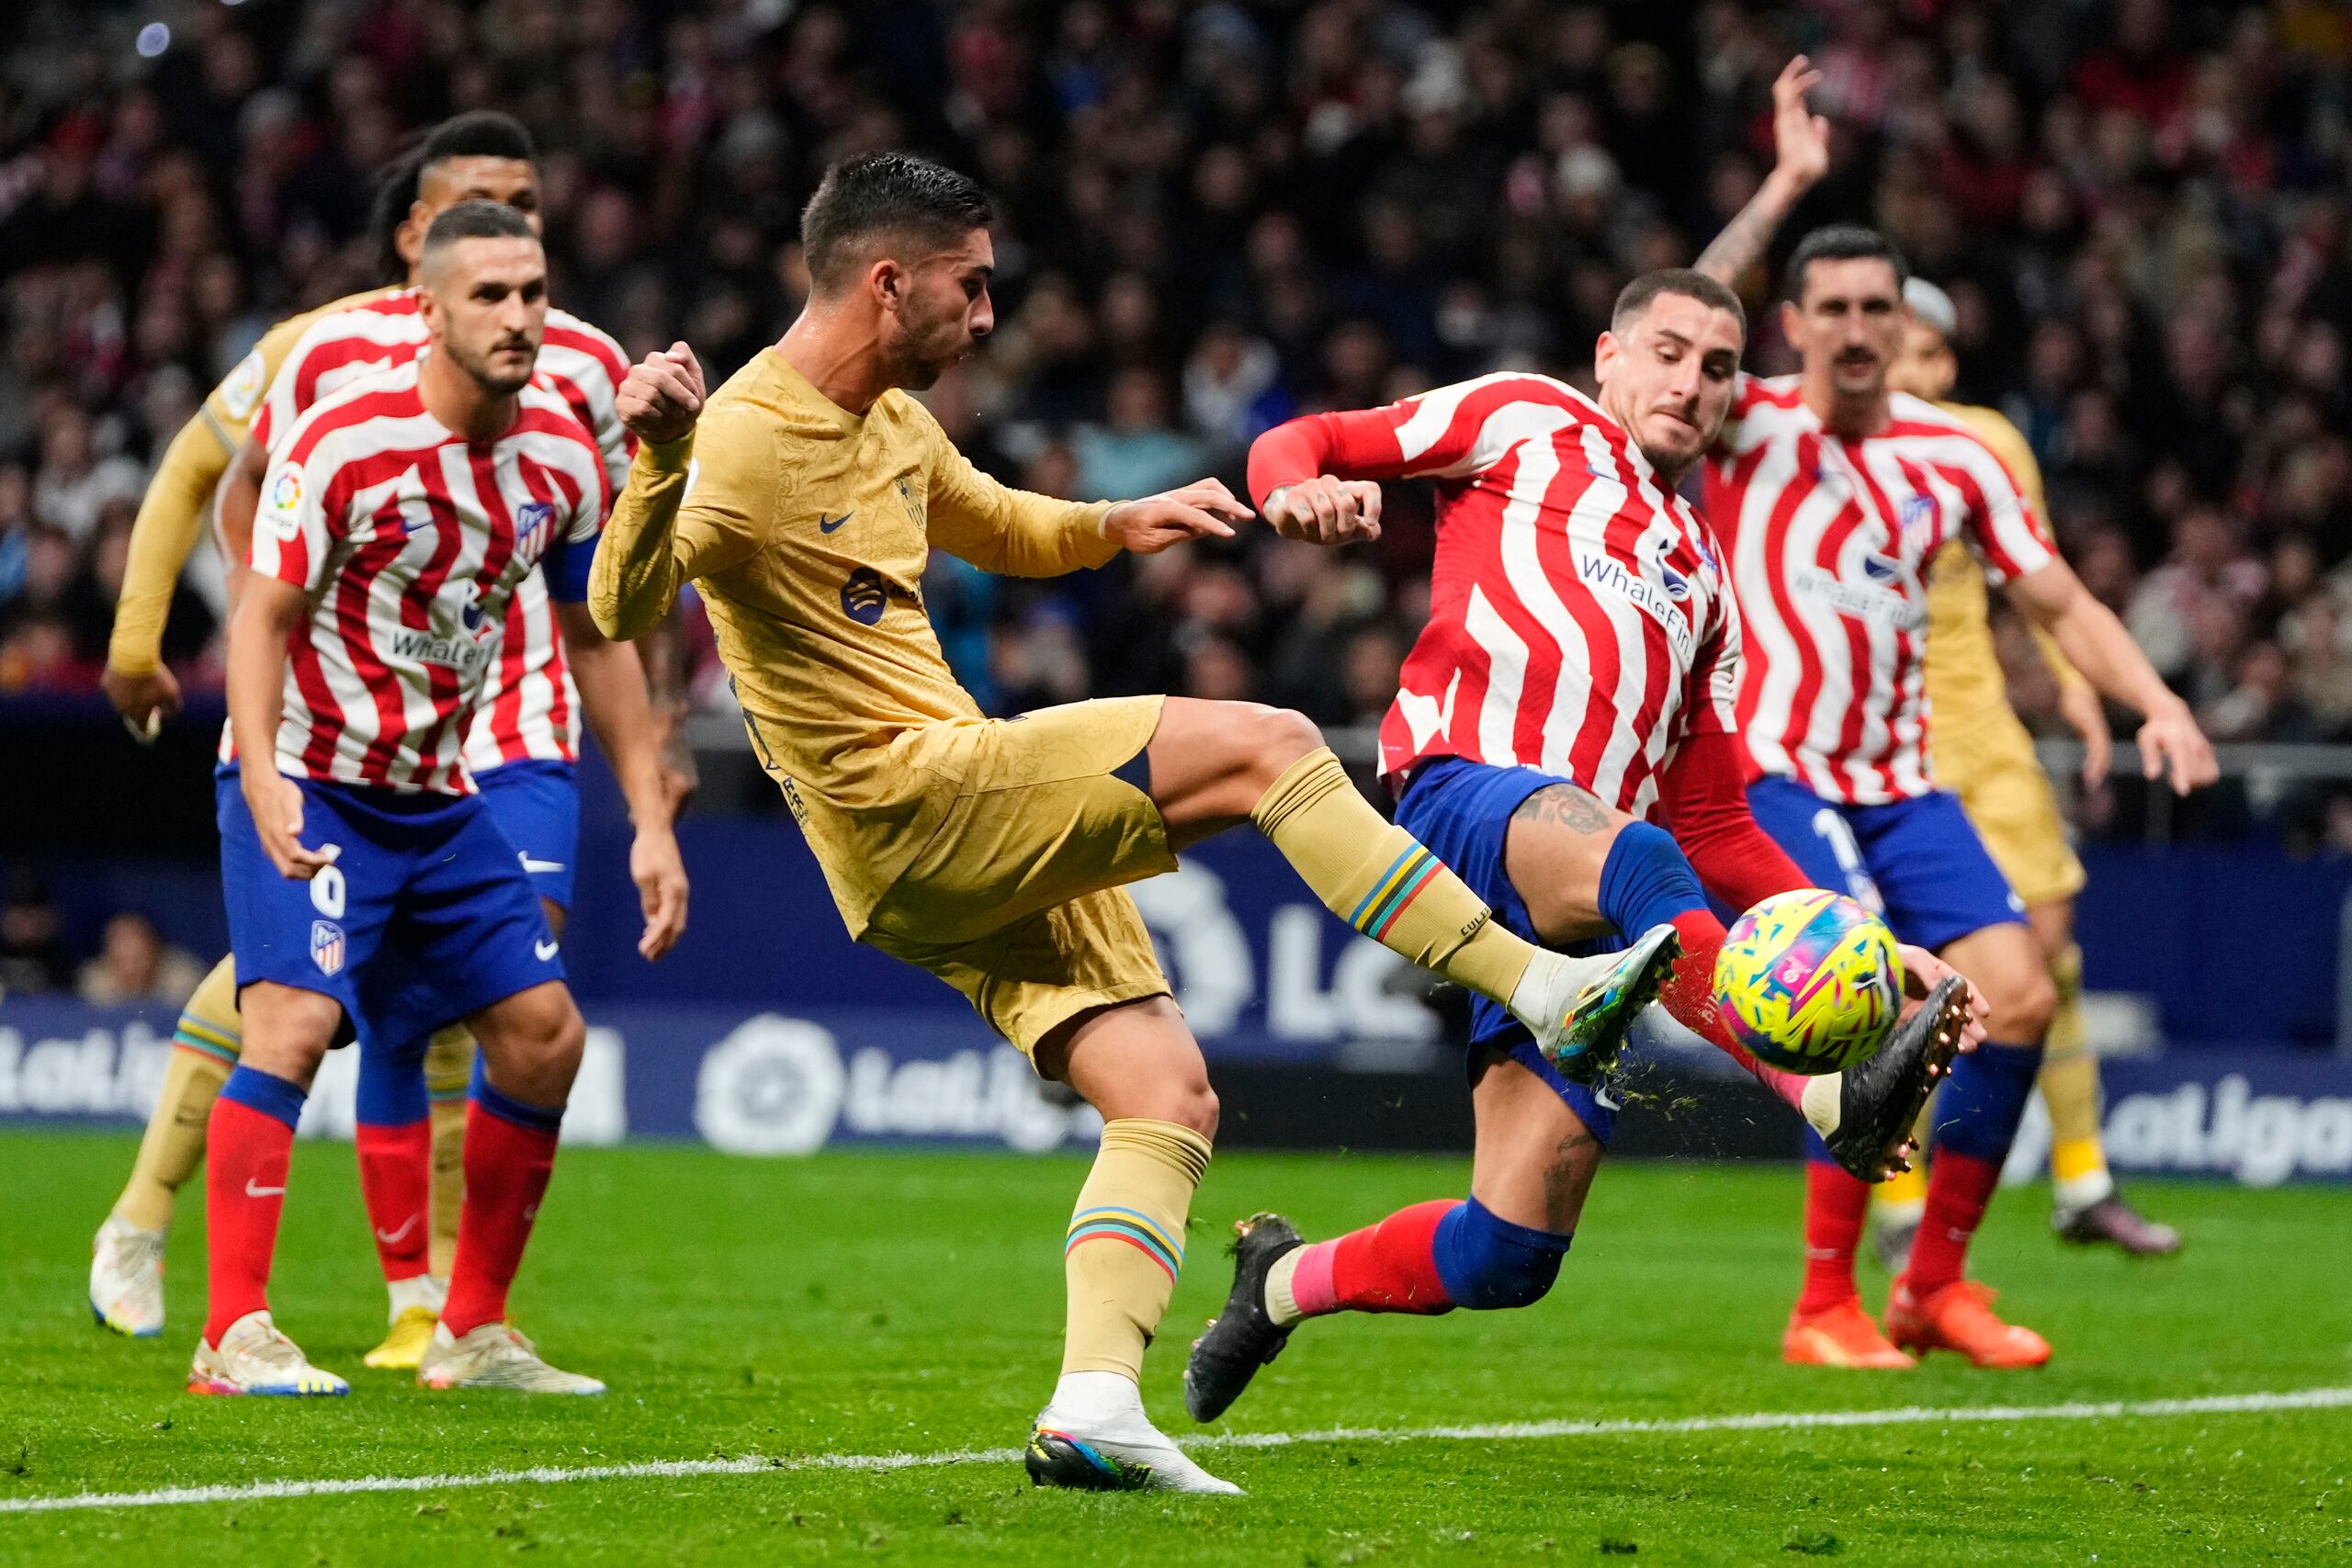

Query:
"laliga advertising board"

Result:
[[5, 832, 2349, 1178]]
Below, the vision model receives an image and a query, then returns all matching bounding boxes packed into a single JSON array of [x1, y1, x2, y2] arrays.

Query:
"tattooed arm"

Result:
[[1694, 56, 1831, 287]]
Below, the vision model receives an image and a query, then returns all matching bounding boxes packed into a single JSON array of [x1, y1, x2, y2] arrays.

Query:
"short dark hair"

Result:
[[1612, 268, 1746, 336], [368, 147, 427, 283], [422, 197, 537, 258], [418, 110, 536, 170], [1786, 224, 1909, 299], [799, 152, 994, 291]]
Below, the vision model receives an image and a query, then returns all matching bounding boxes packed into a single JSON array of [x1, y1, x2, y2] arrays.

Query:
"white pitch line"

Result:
[[4, 1385, 2346, 1517]]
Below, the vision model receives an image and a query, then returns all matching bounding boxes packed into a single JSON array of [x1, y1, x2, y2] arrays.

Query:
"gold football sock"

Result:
[[112, 955, 241, 1233], [1060, 1119, 1211, 1381], [1252, 748, 1534, 1005], [423, 1023, 476, 1279], [2038, 944, 2110, 1208]]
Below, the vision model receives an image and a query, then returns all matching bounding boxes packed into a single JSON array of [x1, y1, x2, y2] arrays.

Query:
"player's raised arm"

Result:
[[1693, 55, 1830, 288], [589, 342, 721, 641]]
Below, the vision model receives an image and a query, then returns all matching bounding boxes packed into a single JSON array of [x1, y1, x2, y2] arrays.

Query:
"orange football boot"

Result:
[[1885, 1279, 2051, 1368], [1783, 1299, 1917, 1368]]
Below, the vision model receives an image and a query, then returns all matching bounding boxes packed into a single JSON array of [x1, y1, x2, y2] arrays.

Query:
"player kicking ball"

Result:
[[1183, 267, 1981, 1428], [195, 201, 607, 1397], [590, 152, 1700, 1495]]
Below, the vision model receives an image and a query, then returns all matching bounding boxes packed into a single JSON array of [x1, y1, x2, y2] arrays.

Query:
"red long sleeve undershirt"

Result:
[[1247, 411, 1406, 507], [1653, 729, 1814, 914]]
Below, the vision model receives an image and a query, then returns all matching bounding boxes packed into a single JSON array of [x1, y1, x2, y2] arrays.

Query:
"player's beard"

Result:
[[448, 334, 538, 398], [884, 301, 969, 391]]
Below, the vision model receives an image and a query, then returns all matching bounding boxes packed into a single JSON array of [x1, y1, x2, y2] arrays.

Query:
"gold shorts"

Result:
[[1932, 715, 2086, 908], [861, 695, 1176, 1052]]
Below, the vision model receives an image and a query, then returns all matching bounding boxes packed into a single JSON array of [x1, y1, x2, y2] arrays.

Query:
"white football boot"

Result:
[[417, 1321, 605, 1394], [187, 1311, 349, 1396], [90, 1215, 167, 1338], [1508, 923, 1682, 1083], [1025, 1371, 1242, 1495]]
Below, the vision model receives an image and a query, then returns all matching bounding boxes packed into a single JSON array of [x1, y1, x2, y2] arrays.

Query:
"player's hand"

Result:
[[629, 824, 689, 961], [2138, 697, 2216, 795], [1102, 479, 1253, 555], [1767, 56, 1831, 194], [616, 342, 706, 446], [2058, 679, 2113, 789], [1262, 477, 1384, 547], [1894, 943, 1988, 1052], [102, 663, 181, 744], [243, 772, 339, 881]]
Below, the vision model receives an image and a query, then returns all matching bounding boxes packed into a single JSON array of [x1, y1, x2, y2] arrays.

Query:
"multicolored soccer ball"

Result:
[[1714, 890, 1905, 1075]]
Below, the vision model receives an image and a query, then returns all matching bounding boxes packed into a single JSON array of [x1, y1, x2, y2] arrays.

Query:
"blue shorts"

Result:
[[1746, 775, 2025, 952], [1395, 756, 1623, 1144], [218, 769, 563, 1049], [476, 759, 581, 913]]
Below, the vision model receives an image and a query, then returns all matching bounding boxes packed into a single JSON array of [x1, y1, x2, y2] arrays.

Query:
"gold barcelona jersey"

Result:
[[108, 287, 395, 674], [1923, 400, 2081, 746], [593, 348, 1121, 934]]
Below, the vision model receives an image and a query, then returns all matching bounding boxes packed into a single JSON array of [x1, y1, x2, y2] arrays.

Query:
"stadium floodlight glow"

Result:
[[134, 23, 169, 57]]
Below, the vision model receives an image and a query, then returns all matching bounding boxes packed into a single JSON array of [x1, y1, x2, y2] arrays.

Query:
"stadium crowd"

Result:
[[6, 0, 2352, 790]]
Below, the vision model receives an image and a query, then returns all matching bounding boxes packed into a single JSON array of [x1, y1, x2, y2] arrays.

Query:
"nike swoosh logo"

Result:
[[375, 1214, 420, 1245], [536, 938, 560, 961], [518, 854, 568, 874], [818, 512, 853, 534], [244, 1179, 286, 1199]]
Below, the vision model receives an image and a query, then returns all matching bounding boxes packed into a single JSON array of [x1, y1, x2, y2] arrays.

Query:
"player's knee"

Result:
[[1987, 964, 2058, 1043], [1238, 705, 1324, 790], [480, 988, 584, 1101], [1433, 1198, 1573, 1312], [1167, 1077, 1218, 1141]]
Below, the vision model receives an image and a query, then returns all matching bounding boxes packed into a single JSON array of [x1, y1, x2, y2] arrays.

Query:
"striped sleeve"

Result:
[[1684, 556, 1743, 739], [247, 437, 341, 592], [1952, 433, 2056, 585]]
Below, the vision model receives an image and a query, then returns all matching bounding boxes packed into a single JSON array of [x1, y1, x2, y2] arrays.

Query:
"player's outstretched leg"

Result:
[[1886, 925, 2055, 1369], [418, 981, 600, 1394], [1487, 778, 1965, 1182], [1187, 1048, 1592, 1424], [355, 1036, 445, 1371], [2039, 942, 2177, 1254], [1024, 999, 1238, 1495], [1147, 704, 1671, 1081], [187, 982, 347, 1397], [92, 954, 241, 1337]]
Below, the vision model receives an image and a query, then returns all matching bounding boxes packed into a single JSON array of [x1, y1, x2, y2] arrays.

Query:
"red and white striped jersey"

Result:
[[254, 289, 632, 773], [1703, 374, 2057, 804], [243, 360, 608, 794], [1275, 373, 1742, 817]]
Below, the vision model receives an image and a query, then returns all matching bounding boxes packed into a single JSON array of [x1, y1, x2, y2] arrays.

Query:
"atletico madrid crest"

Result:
[[310, 919, 345, 976]]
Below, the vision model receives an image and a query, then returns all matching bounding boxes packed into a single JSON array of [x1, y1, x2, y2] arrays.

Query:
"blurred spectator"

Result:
[[6, 0, 2352, 845], [0, 872, 71, 997], [75, 911, 203, 1007]]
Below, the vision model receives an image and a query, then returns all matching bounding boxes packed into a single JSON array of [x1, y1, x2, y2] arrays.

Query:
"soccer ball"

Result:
[[1714, 890, 1905, 1075]]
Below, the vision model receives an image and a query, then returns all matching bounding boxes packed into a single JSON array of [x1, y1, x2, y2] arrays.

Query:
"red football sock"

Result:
[[1903, 1148, 2000, 1296], [1794, 1160, 1871, 1317], [1661, 909, 1808, 1113], [355, 1120, 433, 1284], [1293, 1198, 1456, 1316], [440, 1098, 560, 1337], [204, 1097, 296, 1347]]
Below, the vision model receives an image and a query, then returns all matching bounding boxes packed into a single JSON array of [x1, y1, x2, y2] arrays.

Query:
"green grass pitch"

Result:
[[4, 1130, 2346, 1564]]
